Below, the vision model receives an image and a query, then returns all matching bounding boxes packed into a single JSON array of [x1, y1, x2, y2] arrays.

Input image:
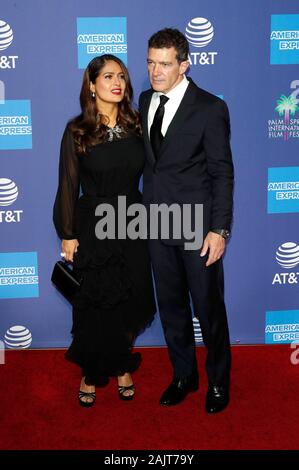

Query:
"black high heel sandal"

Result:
[[78, 390, 96, 407], [118, 383, 135, 401], [78, 378, 96, 407]]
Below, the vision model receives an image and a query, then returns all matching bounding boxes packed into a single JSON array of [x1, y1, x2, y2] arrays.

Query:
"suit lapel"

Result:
[[141, 79, 199, 166], [159, 79, 198, 156], [141, 91, 156, 166]]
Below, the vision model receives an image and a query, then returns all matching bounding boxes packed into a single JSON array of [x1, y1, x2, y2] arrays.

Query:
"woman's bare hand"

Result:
[[61, 239, 79, 262]]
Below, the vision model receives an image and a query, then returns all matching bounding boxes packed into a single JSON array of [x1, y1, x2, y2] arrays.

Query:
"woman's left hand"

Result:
[[61, 238, 79, 262]]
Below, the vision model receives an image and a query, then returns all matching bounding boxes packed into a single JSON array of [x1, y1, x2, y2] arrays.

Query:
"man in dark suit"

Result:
[[139, 28, 234, 413]]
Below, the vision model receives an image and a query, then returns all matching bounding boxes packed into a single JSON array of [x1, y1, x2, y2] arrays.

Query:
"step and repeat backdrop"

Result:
[[0, 0, 299, 350]]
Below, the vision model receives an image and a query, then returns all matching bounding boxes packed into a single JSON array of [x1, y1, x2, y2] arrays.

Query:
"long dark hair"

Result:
[[69, 54, 141, 153]]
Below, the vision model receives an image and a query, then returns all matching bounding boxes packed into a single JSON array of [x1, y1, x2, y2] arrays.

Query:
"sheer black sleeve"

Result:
[[53, 125, 80, 240]]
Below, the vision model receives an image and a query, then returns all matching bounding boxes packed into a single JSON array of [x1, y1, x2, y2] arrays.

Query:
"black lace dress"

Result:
[[53, 125, 156, 385]]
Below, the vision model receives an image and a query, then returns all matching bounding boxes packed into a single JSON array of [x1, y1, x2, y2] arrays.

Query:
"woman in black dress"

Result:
[[53, 55, 156, 407]]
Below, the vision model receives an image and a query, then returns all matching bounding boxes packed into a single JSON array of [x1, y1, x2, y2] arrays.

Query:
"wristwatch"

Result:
[[211, 229, 230, 239]]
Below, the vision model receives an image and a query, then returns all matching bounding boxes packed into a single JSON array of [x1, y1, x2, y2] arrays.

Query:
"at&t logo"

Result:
[[193, 316, 203, 343], [0, 178, 23, 223], [4, 325, 32, 349], [272, 242, 299, 285], [0, 19, 18, 69], [185, 17, 218, 66]]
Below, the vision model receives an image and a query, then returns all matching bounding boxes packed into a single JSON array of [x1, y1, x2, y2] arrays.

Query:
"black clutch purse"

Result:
[[51, 260, 82, 303]]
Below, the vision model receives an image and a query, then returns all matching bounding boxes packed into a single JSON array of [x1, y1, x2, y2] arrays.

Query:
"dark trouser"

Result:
[[149, 239, 231, 386]]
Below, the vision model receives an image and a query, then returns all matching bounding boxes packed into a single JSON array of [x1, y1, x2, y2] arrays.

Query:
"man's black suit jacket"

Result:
[[139, 77, 234, 242]]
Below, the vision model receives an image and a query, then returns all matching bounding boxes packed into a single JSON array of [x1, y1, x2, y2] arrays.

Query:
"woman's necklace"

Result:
[[107, 124, 124, 142]]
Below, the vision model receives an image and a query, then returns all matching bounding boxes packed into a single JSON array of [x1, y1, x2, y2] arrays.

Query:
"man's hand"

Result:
[[61, 239, 79, 263], [200, 231, 225, 267]]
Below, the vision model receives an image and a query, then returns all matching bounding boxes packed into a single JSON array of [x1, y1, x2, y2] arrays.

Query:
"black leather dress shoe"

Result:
[[160, 373, 199, 406], [205, 385, 229, 413]]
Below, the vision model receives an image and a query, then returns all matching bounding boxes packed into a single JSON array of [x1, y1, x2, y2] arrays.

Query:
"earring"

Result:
[[91, 92, 95, 99]]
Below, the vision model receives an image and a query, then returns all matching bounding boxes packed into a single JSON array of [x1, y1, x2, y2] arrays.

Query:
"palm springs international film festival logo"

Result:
[[270, 14, 299, 65], [77, 17, 127, 69], [0, 178, 23, 223], [272, 242, 299, 286], [185, 17, 218, 66], [0, 19, 18, 69], [268, 80, 299, 141]]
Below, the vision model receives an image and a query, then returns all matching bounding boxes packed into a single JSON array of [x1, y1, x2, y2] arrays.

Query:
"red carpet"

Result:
[[0, 345, 298, 450]]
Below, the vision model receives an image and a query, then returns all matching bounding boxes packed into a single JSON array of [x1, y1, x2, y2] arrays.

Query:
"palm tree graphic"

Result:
[[275, 95, 299, 141]]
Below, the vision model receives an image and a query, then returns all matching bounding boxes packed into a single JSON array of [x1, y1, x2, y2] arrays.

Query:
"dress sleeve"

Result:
[[53, 125, 80, 240]]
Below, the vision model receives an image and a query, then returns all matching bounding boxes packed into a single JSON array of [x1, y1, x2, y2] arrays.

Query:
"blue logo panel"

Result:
[[77, 17, 127, 69], [0, 252, 39, 299], [268, 167, 299, 214], [270, 14, 299, 65], [0, 100, 32, 150], [266, 310, 299, 344]]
